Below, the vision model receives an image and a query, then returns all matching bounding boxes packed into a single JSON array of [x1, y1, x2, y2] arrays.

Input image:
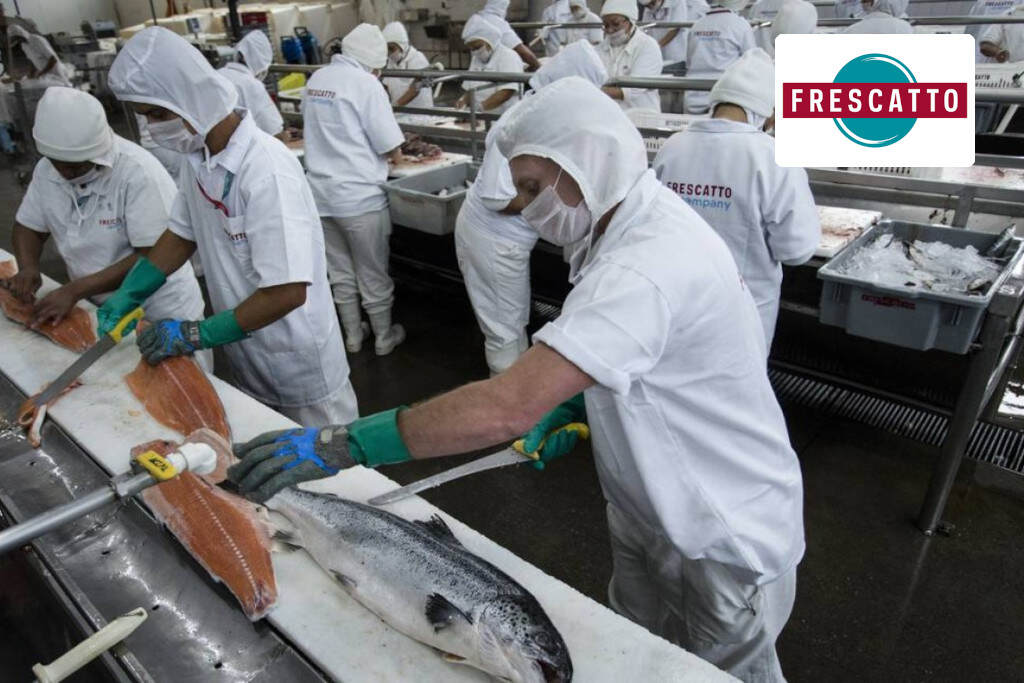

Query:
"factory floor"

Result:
[[1, 159, 1023, 683]]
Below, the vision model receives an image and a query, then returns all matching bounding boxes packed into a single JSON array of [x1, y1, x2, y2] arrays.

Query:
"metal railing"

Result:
[[510, 14, 1024, 29]]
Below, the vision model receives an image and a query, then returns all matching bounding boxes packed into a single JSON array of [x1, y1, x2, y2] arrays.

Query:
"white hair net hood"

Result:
[[462, 13, 504, 49], [483, 0, 512, 17], [710, 47, 775, 117], [601, 0, 640, 21], [383, 21, 410, 51], [772, 0, 818, 37], [237, 29, 273, 77], [496, 76, 647, 232], [530, 40, 608, 90], [109, 27, 238, 137], [867, 0, 901, 14], [343, 23, 388, 70], [34, 87, 113, 163]]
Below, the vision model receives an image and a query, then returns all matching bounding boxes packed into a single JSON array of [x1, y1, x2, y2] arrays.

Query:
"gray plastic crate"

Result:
[[384, 162, 479, 236], [817, 220, 1024, 354]]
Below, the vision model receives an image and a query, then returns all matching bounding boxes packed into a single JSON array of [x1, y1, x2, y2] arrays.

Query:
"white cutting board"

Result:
[[0, 249, 734, 683]]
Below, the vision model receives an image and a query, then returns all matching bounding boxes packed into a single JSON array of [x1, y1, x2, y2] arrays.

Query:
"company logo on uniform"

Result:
[[775, 36, 974, 167], [98, 217, 122, 227]]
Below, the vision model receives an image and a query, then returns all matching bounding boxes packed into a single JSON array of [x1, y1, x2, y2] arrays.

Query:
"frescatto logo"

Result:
[[775, 36, 974, 167]]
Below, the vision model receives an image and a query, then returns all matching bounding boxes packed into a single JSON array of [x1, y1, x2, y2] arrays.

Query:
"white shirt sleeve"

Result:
[[242, 172, 318, 288], [533, 262, 672, 395], [737, 21, 757, 53], [499, 18, 523, 48], [979, 23, 1003, 46], [14, 169, 49, 233], [763, 166, 821, 266], [123, 166, 174, 248], [493, 47, 525, 92], [362, 83, 406, 155], [247, 80, 285, 136], [167, 181, 196, 242], [623, 37, 664, 110]]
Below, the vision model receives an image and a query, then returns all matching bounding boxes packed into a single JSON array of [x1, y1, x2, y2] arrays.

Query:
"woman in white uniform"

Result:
[[7, 25, 72, 87], [218, 30, 285, 139], [231, 77, 804, 683], [566, 0, 605, 45], [640, 0, 690, 75], [382, 21, 434, 109], [653, 50, 820, 345], [597, 0, 664, 112], [455, 40, 608, 375], [457, 15, 525, 114], [303, 24, 407, 356], [477, 0, 543, 70], [5, 87, 207, 368], [841, 0, 913, 33], [101, 27, 358, 426], [980, 5, 1024, 62], [685, 0, 756, 113]]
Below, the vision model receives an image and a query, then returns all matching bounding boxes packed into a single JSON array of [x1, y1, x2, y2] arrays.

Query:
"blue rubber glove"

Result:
[[520, 393, 588, 470], [137, 319, 201, 365]]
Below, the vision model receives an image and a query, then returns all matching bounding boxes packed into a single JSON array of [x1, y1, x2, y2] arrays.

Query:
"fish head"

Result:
[[476, 595, 573, 683]]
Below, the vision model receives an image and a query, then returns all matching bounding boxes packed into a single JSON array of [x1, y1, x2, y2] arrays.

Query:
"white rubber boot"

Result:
[[369, 310, 406, 356], [337, 303, 369, 354]]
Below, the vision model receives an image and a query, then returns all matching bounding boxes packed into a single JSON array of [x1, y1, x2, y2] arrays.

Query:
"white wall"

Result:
[[1, 0, 116, 34]]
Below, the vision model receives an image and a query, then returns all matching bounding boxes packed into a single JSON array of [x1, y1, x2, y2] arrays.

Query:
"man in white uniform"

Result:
[[834, 0, 865, 19], [686, 0, 755, 113], [597, 0, 664, 112], [456, 40, 608, 375], [764, 0, 818, 57], [654, 49, 820, 345], [969, 0, 1019, 62], [7, 25, 72, 87], [566, 0, 605, 45], [382, 21, 434, 109], [540, 0, 575, 56], [303, 24, 407, 356], [101, 27, 358, 425], [980, 6, 1024, 62], [458, 15, 525, 114], [476, 0, 543, 70], [5, 87, 206, 368], [218, 30, 285, 139], [229, 78, 804, 683], [841, 0, 913, 33], [640, 0, 690, 75]]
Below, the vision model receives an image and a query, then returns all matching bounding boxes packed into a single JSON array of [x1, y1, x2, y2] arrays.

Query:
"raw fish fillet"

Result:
[[0, 261, 96, 352], [135, 429, 277, 620], [124, 353, 231, 441], [17, 380, 82, 447]]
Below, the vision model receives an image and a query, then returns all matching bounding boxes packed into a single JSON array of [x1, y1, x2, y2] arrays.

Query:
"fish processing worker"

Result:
[[457, 14, 526, 113], [218, 29, 286, 140], [456, 40, 608, 375], [685, 0, 756, 113], [476, 0, 543, 71], [639, 0, 690, 76], [540, 0, 575, 57], [653, 49, 820, 346], [597, 0, 664, 112], [762, 0, 818, 57], [7, 24, 72, 87], [229, 77, 804, 683], [4, 87, 208, 368], [565, 0, 605, 46], [382, 21, 434, 109], [979, 5, 1024, 63], [841, 0, 913, 33], [304, 23, 407, 356], [99, 27, 358, 425]]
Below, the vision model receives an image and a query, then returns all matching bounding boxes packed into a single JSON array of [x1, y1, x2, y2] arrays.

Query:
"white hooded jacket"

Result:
[[496, 77, 805, 585]]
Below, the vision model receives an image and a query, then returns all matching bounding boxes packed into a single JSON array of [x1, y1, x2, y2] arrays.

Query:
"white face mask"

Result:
[[67, 166, 102, 187], [472, 46, 493, 63], [743, 106, 767, 131], [521, 168, 592, 246], [607, 27, 631, 46], [147, 117, 205, 154]]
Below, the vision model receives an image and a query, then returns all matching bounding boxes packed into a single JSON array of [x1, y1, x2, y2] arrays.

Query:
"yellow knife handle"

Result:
[[134, 450, 178, 481], [513, 422, 590, 460], [109, 307, 144, 343]]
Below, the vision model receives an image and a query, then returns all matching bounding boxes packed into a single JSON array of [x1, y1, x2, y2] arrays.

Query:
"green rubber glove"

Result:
[[137, 310, 248, 365], [97, 258, 166, 336], [520, 394, 588, 470], [347, 407, 414, 467]]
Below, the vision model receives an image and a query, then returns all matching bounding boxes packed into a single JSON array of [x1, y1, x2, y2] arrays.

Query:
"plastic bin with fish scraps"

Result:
[[817, 220, 1024, 354], [384, 162, 479, 236]]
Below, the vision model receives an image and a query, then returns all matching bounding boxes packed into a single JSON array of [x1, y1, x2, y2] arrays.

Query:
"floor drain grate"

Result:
[[769, 368, 1024, 475]]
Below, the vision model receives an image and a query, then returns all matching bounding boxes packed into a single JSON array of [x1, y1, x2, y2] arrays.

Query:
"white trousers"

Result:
[[269, 379, 359, 426], [606, 503, 796, 683], [454, 215, 532, 375], [322, 212, 395, 316]]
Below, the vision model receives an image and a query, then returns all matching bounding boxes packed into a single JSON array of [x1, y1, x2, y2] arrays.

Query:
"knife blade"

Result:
[[367, 447, 534, 506], [28, 307, 144, 407]]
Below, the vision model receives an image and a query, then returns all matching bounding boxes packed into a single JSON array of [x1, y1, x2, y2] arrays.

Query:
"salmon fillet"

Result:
[[124, 354, 231, 442], [135, 430, 277, 620], [0, 261, 96, 352]]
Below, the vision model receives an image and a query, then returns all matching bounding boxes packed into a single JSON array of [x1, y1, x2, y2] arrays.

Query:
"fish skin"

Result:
[[0, 260, 96, 352], [265, 488, 573, 683]]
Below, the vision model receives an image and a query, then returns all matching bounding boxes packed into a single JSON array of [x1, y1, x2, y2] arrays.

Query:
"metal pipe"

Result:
[[147, 0, 157, 23], [0, 472, 153, 555], [509, 14, 1024, 28]]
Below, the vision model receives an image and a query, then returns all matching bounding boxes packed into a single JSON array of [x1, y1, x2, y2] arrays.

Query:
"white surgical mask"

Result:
[[147, 117, 206, 154], [743, 106, 767, 130], [607, 27, 631, 46], [472, 46, 493, 63], [67, 166, 102, 187], [521, 168, 592, 246]]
